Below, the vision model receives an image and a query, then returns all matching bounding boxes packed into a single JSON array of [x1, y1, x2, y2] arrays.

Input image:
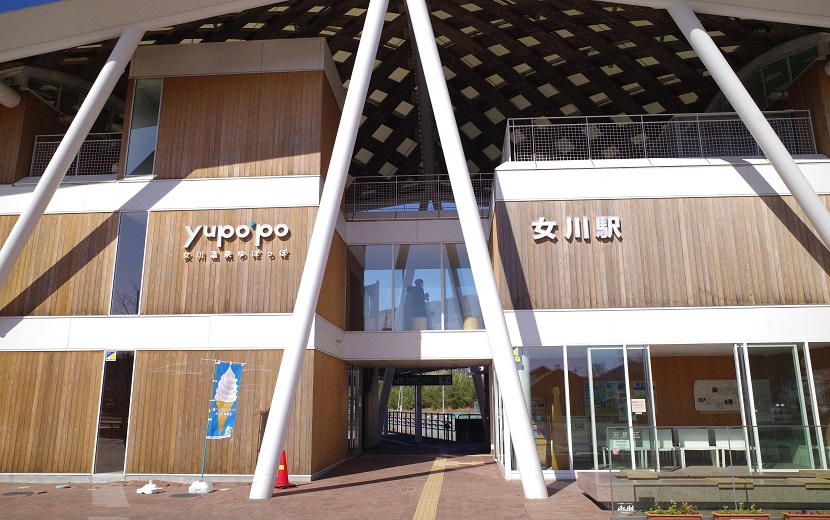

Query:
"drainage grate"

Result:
[[170, 493, 202, 498], [2, 491, 34, 496]]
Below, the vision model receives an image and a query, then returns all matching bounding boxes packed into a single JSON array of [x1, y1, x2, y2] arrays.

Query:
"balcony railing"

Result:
[[344, 174, 493, 219], [30, 132, 121, 177], [503, 110, 816, 163]]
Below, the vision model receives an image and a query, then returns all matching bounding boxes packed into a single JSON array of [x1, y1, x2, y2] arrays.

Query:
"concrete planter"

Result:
[[782, 514, 830, 520]]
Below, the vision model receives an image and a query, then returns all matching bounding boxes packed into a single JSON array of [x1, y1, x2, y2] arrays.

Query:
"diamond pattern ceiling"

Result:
[[3, 0, 820, 179]]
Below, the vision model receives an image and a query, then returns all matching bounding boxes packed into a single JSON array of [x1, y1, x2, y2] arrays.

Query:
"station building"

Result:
[[0, 0, 829, 505]]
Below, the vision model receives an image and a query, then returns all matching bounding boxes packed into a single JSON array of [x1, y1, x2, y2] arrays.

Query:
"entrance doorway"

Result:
[[93, 351, 134, 473], [587, 346, 654, 471]]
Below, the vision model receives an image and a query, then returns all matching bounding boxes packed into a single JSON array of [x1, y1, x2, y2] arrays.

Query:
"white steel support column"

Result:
[[668, 0, 830, 251], [0, 25, 144, 292], [0, 83, 21, 108], [378, 367, 396, 436], [405, 0, 548, 499], [248, 0, 389, 499]]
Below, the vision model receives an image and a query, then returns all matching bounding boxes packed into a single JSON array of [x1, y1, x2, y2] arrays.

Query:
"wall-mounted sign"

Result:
[[630, 398, 647, 414], [184, 223, 289, 249], [182, 222, 291, 263], [531, 216, 621, 241], [105, 351, 116, 362], [392, 375, 452, 386], [693, 379, 740, 413]]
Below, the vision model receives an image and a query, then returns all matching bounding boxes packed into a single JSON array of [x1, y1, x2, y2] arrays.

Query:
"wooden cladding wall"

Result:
[[651, 355, 741, 427], [317, 232, 346, 329], [0, 213, 119, 316], [0, 91, 66, 184], [153, 71, 328, 180], [0, 351, 102, 473], [142, 207, 315, 315], [310, 351, 348, 474], [126, 349, 317, 475], [493, 196, 830, 310]]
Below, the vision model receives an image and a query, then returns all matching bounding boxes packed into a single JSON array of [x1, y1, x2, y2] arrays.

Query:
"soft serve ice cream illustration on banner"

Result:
[[209, 363, 242, 439]]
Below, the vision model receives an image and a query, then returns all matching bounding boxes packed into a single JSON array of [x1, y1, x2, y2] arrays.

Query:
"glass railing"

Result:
[[603, 425, 830, 518], [503, 111, 816, 163]]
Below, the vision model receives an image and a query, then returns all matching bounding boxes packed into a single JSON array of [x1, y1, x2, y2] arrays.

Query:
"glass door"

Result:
[[740, 344, 816, 470], [587, 346, 653, 470]]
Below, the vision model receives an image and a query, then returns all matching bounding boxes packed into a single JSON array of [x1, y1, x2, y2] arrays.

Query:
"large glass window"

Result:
[[347, 245, 394, 331], [110, 212, 148, 315], [345, 243, 482, 331], [125, 78, 162, 177], [442, 243, 483, 330], [526, 346, 569, 470], [395, 244, 440, 331]]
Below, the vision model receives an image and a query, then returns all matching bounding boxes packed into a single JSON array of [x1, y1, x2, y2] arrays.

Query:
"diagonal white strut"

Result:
[[248, 0, 390, 499], [668, 0, 830, 251], [0, 25, 145, 292], [405, 0, 548, 499]]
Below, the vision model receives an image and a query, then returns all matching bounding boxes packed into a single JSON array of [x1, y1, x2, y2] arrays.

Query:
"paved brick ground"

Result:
[[0, 440, 611, 519]]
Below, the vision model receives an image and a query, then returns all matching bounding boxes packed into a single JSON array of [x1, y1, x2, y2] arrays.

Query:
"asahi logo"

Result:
[[183, 223, 289, 249]]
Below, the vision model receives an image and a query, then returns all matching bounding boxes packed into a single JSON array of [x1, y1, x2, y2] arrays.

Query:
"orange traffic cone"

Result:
[[275, 450, 296, 489]]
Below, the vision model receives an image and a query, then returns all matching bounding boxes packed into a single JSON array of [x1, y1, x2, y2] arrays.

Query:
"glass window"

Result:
[[125, 78, 162, 177], [526, 346, 569, 470], [394, 244, 440, 331], [110, 212, 148, 315], [346, 245, 394, 331], [442, 243, 483, 330]]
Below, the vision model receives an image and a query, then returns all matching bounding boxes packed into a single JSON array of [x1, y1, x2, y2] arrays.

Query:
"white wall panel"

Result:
[[505, 306, 830, 346], [496, 158, 830, 201], [0, 176, 321, 215]]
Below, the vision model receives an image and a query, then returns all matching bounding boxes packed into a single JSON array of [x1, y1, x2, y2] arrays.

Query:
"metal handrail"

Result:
[[344, 174, 493, 219], [386, 410, 483, 441], [504, 110, 816, 162], [30, 132, 122, 177]]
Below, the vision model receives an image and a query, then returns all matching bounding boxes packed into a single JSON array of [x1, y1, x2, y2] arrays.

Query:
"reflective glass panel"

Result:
[[346, 245, 394, 331], [527, 346, 568, 470], [125, 78, 162, 176], [110, 212, 148, 315], [394, 244, 440, 331], [442, 243, 482, 330]]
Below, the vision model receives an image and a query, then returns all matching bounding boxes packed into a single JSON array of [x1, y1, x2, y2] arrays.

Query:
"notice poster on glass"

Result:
[[693, 379, 740, 413]]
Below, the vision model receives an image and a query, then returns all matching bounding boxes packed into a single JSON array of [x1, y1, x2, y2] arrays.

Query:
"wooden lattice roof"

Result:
[[5, 0, 820, 179]]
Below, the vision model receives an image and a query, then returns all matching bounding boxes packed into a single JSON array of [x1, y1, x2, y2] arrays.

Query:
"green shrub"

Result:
[[718, 503, 764, 514], [648, 501, 699, 515]]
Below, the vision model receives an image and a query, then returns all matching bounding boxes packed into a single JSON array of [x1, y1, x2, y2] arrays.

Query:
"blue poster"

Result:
[[206, 362, 243, 439]]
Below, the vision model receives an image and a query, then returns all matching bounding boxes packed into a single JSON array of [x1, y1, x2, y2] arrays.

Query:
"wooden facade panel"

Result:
[[126, 349, 317, 475], [0, 213, 119, 316], [142, 207, 316, 315], [310, 351, 348, 474], [651, 354, 741, 427], [153, 71, 325, 180], [0, 351, 102, 473], [319, 80, 340, 181], [494, 196, 830, 310], [316, 232, 346, 329], [0, 91, 66, 184]]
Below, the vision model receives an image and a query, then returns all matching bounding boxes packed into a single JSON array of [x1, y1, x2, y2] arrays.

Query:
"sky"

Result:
[[0, 0, 61, 14]]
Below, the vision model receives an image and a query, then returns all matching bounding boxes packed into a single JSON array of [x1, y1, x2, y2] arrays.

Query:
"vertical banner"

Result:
[[207, 362, 243, 439]]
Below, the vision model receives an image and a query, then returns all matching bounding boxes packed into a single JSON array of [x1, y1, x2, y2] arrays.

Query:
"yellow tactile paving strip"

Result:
[[412, 453, 448, 520]]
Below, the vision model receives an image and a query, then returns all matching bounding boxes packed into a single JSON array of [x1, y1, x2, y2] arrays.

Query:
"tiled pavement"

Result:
[[0, 440, 611, 519]]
